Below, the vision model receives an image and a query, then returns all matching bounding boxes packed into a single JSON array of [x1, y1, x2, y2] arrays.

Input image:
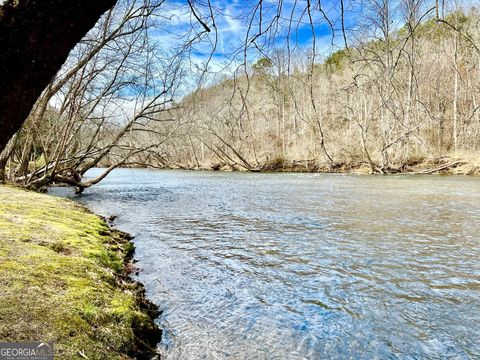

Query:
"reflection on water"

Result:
[[51, 169, 480, 359]]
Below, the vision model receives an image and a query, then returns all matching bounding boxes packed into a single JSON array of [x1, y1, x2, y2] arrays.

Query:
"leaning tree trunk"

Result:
[[0, 0, 117, 152], [0, 132, 18, 182]]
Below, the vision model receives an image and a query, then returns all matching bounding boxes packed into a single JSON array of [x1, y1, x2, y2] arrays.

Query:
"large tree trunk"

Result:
[[0, 0, 117, 152]]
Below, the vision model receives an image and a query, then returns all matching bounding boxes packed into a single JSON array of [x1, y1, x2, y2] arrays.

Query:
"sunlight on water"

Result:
[[51, 170, 480, 359]]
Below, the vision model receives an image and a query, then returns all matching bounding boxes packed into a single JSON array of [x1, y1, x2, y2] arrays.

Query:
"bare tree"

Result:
[[4, 0, 185, 192]]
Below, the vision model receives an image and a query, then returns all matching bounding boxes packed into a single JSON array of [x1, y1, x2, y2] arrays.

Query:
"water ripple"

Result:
[[51, 170, 480, 359]]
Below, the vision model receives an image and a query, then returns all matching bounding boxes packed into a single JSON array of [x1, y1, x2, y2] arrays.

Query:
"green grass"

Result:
[[0, 186, 158, 359]]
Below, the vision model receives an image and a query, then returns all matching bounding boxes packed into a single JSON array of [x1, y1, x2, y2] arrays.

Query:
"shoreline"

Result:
[[99, 225, 162, 359], [120, 156, 480, 176], [0, 186, 161, 359]]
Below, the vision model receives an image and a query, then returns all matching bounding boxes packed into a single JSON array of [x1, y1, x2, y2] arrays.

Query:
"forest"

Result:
[[1, 0, 479, 193], [168, 9, 480, 174]]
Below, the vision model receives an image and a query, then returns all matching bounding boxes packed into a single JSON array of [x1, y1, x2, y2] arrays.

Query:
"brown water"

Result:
[[52, 169, 480, 359]]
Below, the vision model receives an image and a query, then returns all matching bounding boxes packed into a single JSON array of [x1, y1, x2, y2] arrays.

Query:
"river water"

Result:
[[51, 169, 480, 359]]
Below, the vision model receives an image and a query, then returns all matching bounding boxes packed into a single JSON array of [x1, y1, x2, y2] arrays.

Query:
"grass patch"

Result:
[[0, 186, 160, 359]]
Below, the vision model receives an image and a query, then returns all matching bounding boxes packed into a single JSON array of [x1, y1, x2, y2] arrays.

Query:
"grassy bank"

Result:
[[0, 186, 161, 359]]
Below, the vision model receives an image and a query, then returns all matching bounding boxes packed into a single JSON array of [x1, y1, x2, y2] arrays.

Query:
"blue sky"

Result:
[[149, 0, 356, 74], [149, 0, 478, 75]]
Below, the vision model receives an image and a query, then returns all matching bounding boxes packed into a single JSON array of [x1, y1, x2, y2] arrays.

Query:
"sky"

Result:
[[148, 0, 353, 76], [148, 0, 479, 77]]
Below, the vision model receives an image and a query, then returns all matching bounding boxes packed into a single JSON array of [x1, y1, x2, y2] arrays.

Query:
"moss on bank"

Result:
[[0, 186, 161, 359]]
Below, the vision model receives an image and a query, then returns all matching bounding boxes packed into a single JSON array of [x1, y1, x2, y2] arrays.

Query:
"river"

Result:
[[51, 169, 480, 359]]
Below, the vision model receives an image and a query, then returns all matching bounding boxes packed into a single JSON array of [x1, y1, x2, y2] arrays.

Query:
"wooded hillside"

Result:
[[161, 8, 480, 174]]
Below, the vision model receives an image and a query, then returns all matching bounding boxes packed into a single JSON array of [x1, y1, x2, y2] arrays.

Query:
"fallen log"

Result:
[[417, 161, 465, 174]]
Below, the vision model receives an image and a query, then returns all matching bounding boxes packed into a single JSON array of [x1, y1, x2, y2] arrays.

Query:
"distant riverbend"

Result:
[[52, 169, 480, 359]]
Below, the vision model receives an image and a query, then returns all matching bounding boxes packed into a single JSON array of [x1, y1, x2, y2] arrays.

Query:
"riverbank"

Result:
[[161, 154, 480, 176], [0, 186, 161, 359]]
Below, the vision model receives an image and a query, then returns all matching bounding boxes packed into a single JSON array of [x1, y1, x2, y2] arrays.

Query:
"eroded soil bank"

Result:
[[0, 186, 161, 359], [152, 155, 480, 176]]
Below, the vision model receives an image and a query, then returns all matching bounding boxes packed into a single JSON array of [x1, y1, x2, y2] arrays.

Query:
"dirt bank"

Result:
[[169, 155, 480, 176]]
